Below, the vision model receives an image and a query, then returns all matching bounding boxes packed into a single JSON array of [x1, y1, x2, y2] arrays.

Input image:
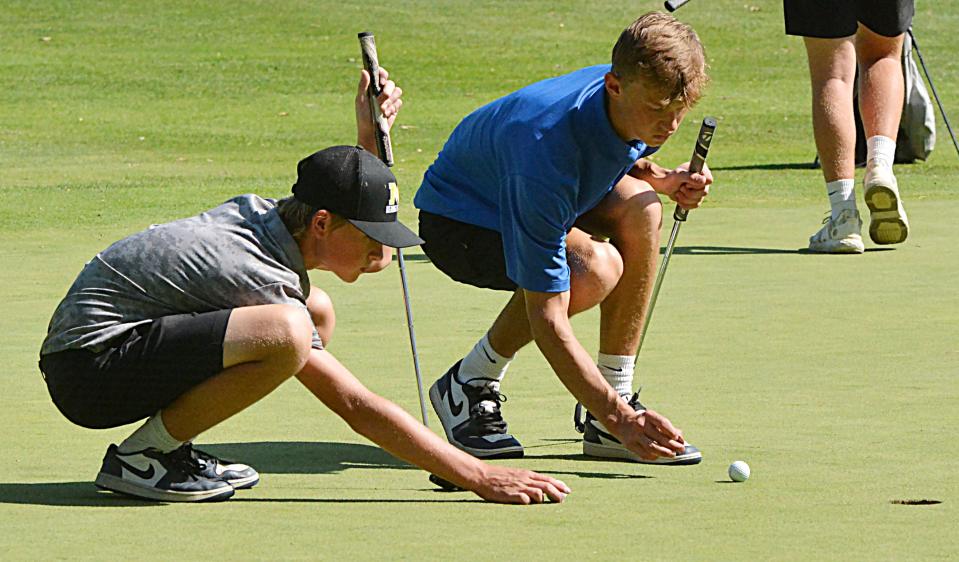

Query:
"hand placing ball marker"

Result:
[[728, 460, 750, 482]]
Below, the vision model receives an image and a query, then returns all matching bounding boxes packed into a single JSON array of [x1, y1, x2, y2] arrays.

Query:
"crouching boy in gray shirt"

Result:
[[38, 70, 569, 505]]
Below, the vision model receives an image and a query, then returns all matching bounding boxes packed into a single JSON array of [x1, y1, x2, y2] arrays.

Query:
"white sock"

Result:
[[597, 353, 634, 397], [866, 135, 896, 169], [459, 333, 512, 387], [826, 179, 857, 219], [118, 412, 184, 454]]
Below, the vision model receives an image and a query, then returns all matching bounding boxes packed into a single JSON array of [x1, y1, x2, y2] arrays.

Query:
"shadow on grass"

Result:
[[0, 482, 162, 507], [524, 454, 653, 481], [0, 442, 412, 507], [2, 442, 651, 506], [200, 441, 413, 474], [711, 162, 818, 171], [548, 469, 651, 481], [232, 497, 481, 504], [667, 246, 801, 255], [524, 438, 581, 449], [663, 246, 897, 256]]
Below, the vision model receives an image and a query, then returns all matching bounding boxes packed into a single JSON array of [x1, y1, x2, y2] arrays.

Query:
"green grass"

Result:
[[2, 0, 958, 559]]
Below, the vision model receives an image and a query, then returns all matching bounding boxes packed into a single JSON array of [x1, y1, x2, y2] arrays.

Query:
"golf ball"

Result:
[[728, 460, 750, 482]]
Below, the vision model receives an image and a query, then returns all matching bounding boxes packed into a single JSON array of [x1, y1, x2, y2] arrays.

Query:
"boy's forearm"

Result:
[[296, 350, 487, 491], [524, 290, 634, 435], [628, 159, 670, 193]]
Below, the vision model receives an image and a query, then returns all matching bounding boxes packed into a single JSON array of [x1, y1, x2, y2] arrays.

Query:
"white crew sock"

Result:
[[597, 353, 635, 397], [118, 412, 184, 454], [866, 135, 897, 169], [826, 178, 857, 219], [459, 333, 513, 387]]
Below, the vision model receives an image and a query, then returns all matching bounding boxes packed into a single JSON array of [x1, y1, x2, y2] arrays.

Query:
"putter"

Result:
[[358, 32, 430, 427], [636, 117, 716, 356], [907, 28, 959, 159], [574, 117, 716, 433], [664, 0, 692, 12]]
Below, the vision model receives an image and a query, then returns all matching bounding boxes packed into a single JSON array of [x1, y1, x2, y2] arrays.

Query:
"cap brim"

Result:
[[349, 219, 424, 249]]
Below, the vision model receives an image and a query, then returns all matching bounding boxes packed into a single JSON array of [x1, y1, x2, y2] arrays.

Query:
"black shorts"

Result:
[[38, 309, 231, 429], [784, 0, 914, 38], [419, 211, 517, 292]]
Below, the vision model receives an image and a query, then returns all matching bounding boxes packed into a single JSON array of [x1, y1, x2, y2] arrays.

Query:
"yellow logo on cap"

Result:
[[385, 182, 399, 214]]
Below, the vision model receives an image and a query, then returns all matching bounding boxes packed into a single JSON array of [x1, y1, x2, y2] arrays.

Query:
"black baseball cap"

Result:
[[292, 146, 423, 248]]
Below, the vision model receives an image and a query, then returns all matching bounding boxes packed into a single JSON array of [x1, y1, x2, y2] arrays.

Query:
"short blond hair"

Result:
[[611, 12, 708, 107]]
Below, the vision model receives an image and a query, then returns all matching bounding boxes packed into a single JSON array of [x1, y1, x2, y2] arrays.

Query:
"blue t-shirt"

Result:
[[415, 65, 657, 292]]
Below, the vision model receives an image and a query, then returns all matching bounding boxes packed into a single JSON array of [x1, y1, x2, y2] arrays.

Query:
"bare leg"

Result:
[[160, 304, 314, 441], [577, 176, 663, 356], [804, 36, 858, 183], [856, 24, 909, 245], [486, 229, 624, 357], [486, 175, 660, 358], [855, 25, 904, 140]]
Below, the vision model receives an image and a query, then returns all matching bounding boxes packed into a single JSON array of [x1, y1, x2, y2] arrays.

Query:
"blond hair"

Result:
[[611, 12, 708, 107]]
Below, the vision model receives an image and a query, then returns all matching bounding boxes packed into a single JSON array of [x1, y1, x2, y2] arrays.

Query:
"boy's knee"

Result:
[[645, 195, 664, 229], [306, 287, 336, 345], [249, 305, 314, 373], [569, 240, 623, 310], [275, 307, 314, 360], [618, 192, 663, 243], [590, 241, 624, 287], [223, 304, 313, 380]]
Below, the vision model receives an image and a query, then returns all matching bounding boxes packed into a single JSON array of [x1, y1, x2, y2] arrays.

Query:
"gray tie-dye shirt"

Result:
[[41, 194, 323, 355]]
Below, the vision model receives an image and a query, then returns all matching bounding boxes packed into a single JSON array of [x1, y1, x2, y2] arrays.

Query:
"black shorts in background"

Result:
[[419, 211, 517, 292], [39, 309, 231, 429], [784, 0, 914, 38]]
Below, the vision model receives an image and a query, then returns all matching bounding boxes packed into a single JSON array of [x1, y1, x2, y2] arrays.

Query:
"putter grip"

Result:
[[673, 116, 716, 222], [664, 0, 691, 12], [358, 31, 394, 166]]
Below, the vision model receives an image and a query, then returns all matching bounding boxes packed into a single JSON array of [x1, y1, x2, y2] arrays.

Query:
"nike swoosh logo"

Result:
[[118, 458, 156, 480], [446, 375, 464, 417], [828, 190, 839, 196], [600, 365, 623, 372]]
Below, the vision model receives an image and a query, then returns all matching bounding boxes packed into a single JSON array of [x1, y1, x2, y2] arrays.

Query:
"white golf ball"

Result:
[[728, 460, 750, 482]]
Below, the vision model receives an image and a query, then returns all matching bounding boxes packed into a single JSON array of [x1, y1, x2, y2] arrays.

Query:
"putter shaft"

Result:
[[636, 219, 682, 354], [397, 249, 429, 426], [634, 117, 716, 361]]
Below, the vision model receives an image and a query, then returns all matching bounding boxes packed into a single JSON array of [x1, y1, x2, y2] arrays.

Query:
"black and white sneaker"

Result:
[[428, 360, 524, 459], [574, 393, 702, 465], [180, 443, 260, 490], [94, 444, 235, 502]]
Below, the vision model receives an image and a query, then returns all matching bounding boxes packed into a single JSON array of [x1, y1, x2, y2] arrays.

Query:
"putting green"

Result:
[[2, 1, 956, 559]]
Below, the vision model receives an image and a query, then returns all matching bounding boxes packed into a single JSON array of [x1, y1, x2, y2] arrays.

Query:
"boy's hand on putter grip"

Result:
[[355, 67, 404, 146], [476, 466, 570, 505], [665, 162, 713, 210], [620, 408, 686, 461]]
